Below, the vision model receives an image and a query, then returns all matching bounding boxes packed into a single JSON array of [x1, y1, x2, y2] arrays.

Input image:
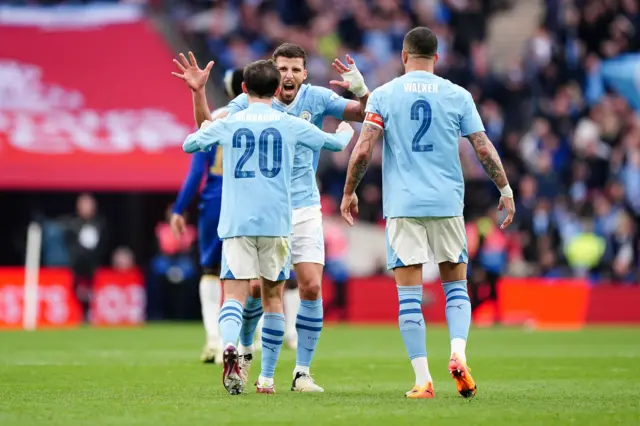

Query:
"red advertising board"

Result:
[[323, 276, 640, 327], [0, 267, 82, 329], [0, 8, 193, 190], [1, 266, 638, 329], [91, 269, 146, 327], [0, 267, 145, 329]]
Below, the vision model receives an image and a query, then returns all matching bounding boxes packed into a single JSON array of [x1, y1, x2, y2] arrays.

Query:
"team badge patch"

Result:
[[300, 110, 312, 121]]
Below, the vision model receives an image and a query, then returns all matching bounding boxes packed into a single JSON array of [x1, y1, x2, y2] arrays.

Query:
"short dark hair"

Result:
[[243, 60, 281, 98], [403, 27, 438, 59], [272, 43, 307, 67], [223, 68, 244, 99]]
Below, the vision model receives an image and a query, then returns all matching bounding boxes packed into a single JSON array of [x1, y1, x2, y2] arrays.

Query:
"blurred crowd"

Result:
[[9, 0, 638, 284], [169, 0, 640, 283]]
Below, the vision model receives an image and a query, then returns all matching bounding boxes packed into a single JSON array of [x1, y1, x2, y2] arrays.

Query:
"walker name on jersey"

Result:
[[403, 83, 439, 93]]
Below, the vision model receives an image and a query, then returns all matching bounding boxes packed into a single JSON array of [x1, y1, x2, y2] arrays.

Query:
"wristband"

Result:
[[499, 184, 513, 198]]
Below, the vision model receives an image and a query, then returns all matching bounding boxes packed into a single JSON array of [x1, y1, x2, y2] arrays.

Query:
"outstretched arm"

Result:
[[295, 118, 354, 152], [341, 123, 383, 225], [466, 131, 515, 229]]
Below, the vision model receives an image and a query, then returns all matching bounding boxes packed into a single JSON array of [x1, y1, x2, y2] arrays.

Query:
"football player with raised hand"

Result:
[[182, 59, 354, 394], [170, 53, 246, 364], [173, 44, 370, 392]]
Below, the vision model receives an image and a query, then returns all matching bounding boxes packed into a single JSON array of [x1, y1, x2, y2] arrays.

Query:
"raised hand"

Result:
[[172, 51, 214, 92], [330, 54, 368, 98]]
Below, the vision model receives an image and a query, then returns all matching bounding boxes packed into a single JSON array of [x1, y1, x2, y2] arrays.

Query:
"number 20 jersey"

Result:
[[365, 70, 485, 219], [182, 103, 352, 239]]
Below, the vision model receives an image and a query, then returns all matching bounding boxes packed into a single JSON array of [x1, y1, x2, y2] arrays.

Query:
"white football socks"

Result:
[[411, 357, 432, 387], [451, 338, 467, 363], [283, 288, 300, 339], [200, 275, 222, 345]]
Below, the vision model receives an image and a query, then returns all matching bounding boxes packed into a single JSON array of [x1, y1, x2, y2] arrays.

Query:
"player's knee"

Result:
[[298, 278, 322, 301]]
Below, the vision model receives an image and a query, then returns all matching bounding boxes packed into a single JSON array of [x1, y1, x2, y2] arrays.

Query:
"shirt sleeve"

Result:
[[182, 119, 227, 153], [315, 86, 349, 120], [459, 89, 485, 136], [226, 93, 248, 114], [172, 152, 206, 214], [363, 89, 384, 129], [291, 116, 352, 152]]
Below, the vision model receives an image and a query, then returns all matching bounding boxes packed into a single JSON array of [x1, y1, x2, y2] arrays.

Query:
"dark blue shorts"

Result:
[[198, 199, 223, 269]]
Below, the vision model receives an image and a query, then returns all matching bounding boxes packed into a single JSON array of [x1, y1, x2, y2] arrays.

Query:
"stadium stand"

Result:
[[0, 0, 638, 329], [170, 0, 639, 283]]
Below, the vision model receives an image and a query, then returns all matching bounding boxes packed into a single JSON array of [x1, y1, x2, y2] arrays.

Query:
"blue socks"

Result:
[[240, 296, 263, 347], [219, 299, 243, 346], [260, 313, 285, 378], [443, 280, 471, 341], [397, 285, 426, 360], [295, 299, 323, 369]]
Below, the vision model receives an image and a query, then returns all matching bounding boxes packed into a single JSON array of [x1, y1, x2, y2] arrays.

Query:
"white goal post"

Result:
[[23, 221, 42, 331]]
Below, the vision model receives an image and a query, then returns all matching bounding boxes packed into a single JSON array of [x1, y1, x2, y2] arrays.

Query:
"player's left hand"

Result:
[[497, 196, 515, 229], [170, 213, 187, 238], [172, 51, 214, 92], [340, 192, 359, 226], [330, 54, 368, 98]]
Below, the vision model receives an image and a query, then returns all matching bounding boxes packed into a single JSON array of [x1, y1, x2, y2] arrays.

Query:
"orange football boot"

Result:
[[405, 385, 419, 397], [449, 354, 476, 398], [406, 382, 435, 399]]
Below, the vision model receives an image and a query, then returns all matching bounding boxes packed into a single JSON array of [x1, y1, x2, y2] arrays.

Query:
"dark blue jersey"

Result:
[[173, 146, 223, 214]]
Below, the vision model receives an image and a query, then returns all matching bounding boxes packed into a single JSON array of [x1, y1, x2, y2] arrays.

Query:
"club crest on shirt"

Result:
[[300, 110, 312, 121]]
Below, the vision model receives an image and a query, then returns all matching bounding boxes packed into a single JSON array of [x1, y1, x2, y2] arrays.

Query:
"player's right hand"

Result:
[[340, 192, 359, 226], [498, 196, 515, 229], [170, 213, 187, 238], [337, 121, 353, 134], [172, 51, 214, 92]]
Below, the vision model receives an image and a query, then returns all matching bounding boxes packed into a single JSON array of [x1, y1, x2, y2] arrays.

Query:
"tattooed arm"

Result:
[[341, 123, 383, 225], [467, 131, 508, 188], [467, 131, 516, 229]]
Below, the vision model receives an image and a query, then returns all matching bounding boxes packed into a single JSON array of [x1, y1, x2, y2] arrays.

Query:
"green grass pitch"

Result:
[[1, 325, 639, 425]]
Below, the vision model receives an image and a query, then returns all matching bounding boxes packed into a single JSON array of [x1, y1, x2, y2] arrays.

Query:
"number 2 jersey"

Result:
[[182, 103, 352, 239], [364, 70, 485, 218]]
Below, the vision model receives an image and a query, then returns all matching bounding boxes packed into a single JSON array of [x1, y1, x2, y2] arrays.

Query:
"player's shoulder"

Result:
[[228, 93, 249, 107], [305, 83, 339, 102], [431, 74, 472, 100], [304, 83, 328, 96], [371, 78, 398, 97], [283, 111, 313, 127], [211, 106, 227, 116]]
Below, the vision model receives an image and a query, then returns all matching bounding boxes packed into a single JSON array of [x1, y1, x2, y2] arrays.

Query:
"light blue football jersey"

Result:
[[227, 84, 350, 209], [365, 70, 485, 218], [183, 103, 352, 238]]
